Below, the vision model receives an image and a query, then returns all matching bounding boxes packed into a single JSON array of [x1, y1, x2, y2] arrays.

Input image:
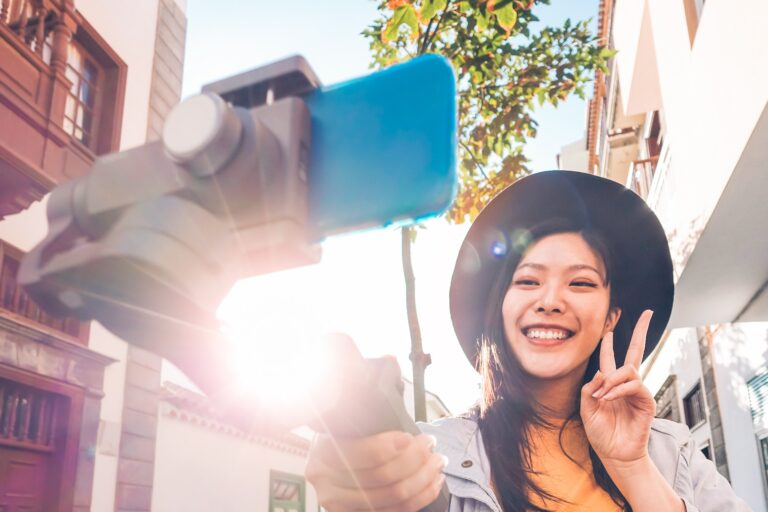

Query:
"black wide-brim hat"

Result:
[[450, 170, 674, 369]]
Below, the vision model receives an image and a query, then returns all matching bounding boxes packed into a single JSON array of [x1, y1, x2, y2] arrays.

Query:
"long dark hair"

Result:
[[475, 218, 630, 511]]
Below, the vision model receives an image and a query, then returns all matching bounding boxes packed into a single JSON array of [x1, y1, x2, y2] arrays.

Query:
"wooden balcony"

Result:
[[0, 0, 126, 219], [0, 240, 87, 345], [626, 155, 659, 200]]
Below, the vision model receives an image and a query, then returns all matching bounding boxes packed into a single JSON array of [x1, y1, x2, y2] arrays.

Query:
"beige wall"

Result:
[[619, 0, 768, 255], [152, 404, 318, 512]]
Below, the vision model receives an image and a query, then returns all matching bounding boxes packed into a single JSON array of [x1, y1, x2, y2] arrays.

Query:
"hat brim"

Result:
[[449, 170, 674, 369]]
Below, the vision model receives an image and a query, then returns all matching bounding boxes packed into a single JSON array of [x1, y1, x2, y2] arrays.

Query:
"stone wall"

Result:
[[146, 0, 186, 142]]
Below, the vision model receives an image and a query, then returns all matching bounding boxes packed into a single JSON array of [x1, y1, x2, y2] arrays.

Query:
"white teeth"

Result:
[[525, 329, 570, 340]]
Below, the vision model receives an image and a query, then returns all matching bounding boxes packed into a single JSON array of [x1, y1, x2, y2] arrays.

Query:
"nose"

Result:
[[535, 284, 565, 314]]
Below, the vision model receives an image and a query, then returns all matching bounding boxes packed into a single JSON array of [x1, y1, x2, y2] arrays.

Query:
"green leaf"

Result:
[[382, 4, 419, 42], [537, 89, 546, 106], [599, 46, 617, 60], [490, 0, 517, 34], [365, 0, 615, 226], [476, 9, 491, 32], [420, 0, 447, 22]]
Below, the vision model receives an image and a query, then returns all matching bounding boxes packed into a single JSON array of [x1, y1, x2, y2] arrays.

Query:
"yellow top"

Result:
[[525, 421, 624, 511]]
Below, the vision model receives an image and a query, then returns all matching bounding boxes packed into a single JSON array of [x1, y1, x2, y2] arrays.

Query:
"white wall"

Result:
[[613, 0, 768, 267], [88, 323, 128, 512], [152, 404, 318, 512], [613, 0, 662, 116], [557, 137, 589, 172], [636, 0, 768, 261], [712, 322, 768, 512], [643, 328, 713, 449], [74, 0, 162, 150]]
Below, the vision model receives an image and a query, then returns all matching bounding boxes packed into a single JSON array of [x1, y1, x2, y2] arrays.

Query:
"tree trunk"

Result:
[[401, 226, 431, 422]]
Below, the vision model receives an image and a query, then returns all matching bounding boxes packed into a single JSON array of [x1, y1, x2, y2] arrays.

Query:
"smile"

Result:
[[522, 327, 574, 341]]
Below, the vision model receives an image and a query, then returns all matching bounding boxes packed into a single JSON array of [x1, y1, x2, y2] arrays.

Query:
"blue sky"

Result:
[[180, 0, 601, 413], [183, 0, 598, 172]]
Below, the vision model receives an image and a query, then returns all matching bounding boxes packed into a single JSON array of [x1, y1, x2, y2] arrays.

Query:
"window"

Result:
[[63, 40, 101, 149], [0, 378, 61, 448], [58, 16, 127, 156], [269, 471, 305, 512], [700, 441, 712, 460], [655, 374, 682, 422], [747, 369, 768, 430], [683, 382, 706, 429], [0, 241, 82, 340], [759, 436, 768, 491]]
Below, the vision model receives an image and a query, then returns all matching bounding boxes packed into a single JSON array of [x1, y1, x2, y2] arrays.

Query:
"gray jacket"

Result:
[[419, 413, 752, 511]]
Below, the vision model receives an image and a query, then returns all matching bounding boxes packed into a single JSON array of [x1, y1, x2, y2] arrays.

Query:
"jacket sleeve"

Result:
[[677, 437, 753, 512]]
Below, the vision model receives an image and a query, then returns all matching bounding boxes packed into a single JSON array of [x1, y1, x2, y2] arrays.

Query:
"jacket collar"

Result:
[[420, 411, 502, 511]]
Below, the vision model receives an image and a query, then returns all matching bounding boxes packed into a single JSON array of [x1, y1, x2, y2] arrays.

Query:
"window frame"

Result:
[[61, 13, 127, 156], [683, 381, 707, 430], [63, 38, 103, 150], [269, 470, 305, 512]]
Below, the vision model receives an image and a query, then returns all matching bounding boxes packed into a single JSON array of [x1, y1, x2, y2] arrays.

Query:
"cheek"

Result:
[[579, 297, 613, 334], [500, 291, 522, 335]]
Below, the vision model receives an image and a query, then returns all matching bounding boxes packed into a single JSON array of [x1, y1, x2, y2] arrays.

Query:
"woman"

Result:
[[305, 171, 750, 511]]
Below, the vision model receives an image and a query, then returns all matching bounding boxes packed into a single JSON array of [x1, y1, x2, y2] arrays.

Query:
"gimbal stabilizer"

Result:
[[19, 55, 455, 511]]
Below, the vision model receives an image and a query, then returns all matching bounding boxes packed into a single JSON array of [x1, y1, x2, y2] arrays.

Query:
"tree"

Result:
[[364, 0, 611, 420]]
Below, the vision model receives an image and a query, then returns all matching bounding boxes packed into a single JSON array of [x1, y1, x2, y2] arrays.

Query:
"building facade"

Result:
[[570, 0, 768, 510], [0, 0, 187, 509], [0, 4, 451, 509], [152, 382, 319, 512]]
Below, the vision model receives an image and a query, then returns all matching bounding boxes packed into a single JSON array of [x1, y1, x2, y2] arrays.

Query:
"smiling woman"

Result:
[[305, 170, 752, 512], [501, 231, 620, 384]]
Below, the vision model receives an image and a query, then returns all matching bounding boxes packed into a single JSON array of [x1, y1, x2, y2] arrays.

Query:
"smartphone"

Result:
[[204, 54, 458, 239]]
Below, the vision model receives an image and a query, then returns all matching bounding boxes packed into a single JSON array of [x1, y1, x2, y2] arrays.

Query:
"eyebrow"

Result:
[[516, 262, 606, 280]]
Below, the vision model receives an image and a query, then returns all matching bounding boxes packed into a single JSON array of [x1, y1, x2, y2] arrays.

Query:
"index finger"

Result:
[[624, 309, 653, 369], [311, 431, 414, 471], [599, 331, 616, 374]]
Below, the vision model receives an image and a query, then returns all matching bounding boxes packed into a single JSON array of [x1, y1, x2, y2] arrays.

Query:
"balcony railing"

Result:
[[0, 0, 126, 219], [0, 0, 56, 61], [626, 156, 659, 200], [0, 377, 61, 452], [0, 241, 85, 342]]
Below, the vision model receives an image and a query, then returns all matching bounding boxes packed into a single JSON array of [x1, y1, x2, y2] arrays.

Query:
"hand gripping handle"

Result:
[[310, 334, 449, 512]]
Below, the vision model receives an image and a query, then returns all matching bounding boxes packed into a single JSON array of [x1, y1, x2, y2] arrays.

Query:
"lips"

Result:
[[521, 324, 575, 344]]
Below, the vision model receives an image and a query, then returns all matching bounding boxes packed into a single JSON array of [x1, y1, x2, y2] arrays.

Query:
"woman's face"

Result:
[[501, 232, 621, 382]]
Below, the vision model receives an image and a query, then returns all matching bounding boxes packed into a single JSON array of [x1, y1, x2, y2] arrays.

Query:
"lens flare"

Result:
[[217, 267, 332, 411]]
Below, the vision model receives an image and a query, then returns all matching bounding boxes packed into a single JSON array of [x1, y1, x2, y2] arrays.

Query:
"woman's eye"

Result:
[[513, 279, 538, 286], [571, 281, 598, 288]]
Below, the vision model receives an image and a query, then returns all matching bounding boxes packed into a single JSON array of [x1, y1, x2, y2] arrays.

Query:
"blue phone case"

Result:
[[305, 55, 457, 239]]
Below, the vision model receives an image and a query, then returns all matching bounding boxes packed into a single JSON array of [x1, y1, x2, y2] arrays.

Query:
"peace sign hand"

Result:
[[580, 310, 657, 466]]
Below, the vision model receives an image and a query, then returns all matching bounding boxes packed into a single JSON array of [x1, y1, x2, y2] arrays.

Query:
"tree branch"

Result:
[[418, 17, 435, 55], [459, 140, 489, 180], [422, 0, 452, 54]]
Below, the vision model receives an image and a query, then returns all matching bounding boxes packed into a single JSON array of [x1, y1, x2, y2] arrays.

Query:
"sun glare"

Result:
[[217, 266, 333, 411]]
